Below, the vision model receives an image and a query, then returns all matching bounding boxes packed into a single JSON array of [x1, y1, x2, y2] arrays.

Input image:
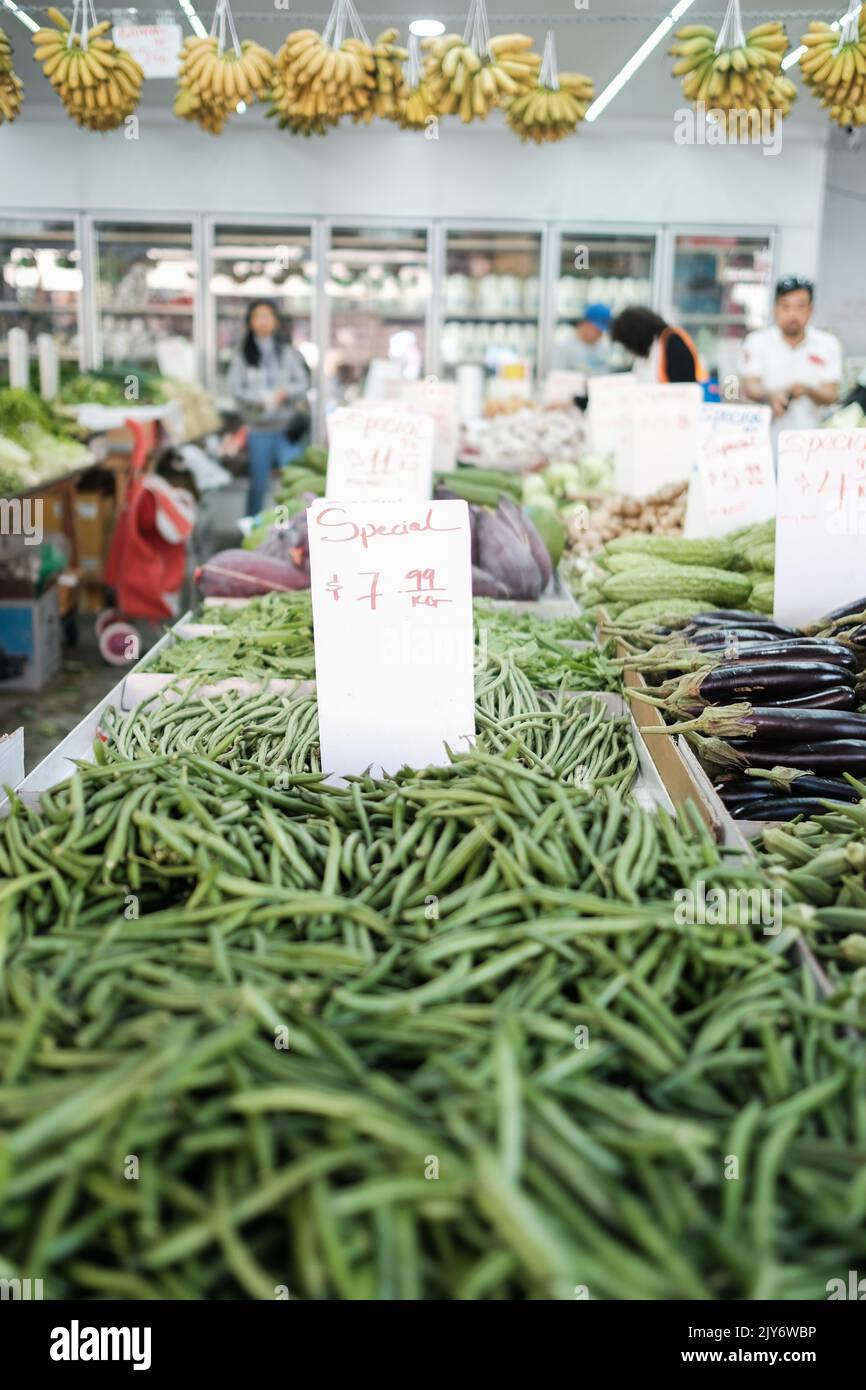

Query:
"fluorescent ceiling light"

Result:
[[2, 0, 40, 33], [782, 3, 862, 70], [586, 0, 698, 122], [410, 19, 446, 39], [176, 0, 207, 40]]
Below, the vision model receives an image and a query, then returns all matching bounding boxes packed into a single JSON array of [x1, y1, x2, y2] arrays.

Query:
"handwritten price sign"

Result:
[[685, 403, 775, 538], [402, 380, 459, 474], [587, 373, 635, 471], [308, 498, 475, 777], [326, 406, 435, 502], [628, 383, 703, 499], [112, 24, 182, 78], [775, 428, 866, 627]]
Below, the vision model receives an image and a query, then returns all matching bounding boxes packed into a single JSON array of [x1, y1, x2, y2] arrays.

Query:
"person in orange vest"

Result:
[[610, 306, 708, 385]]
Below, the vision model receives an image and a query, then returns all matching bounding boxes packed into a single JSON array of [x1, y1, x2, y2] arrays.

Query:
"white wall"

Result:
[[816, 131, 866, 357], [0, 110, 828, 281]]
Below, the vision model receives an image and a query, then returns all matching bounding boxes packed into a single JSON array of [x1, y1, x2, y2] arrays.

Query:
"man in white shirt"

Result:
[[738, 276, 841, 447]]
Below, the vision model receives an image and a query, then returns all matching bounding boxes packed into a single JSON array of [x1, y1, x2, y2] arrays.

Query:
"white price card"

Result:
[[308, 498, 476, 777], [402, 379, 459, 474], [543, 371, 587, 408], [112, 24, 182, 78], [326, 405, 435, 502], [629, 383, 703, 499], [775, 429, 866, 628], [587, 373, 635, 480], [684, 403, 776, 538]]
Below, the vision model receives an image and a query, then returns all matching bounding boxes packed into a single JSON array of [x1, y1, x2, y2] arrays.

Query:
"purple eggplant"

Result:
[[679, 663, 854, 703], [731, 796, 849, 821], [725, 739, 866, 772], [722, 705, 866, 740], [687, 626, 792, 649], [770, 686, 857, 711], [689, 611, 799, 634], [771, 774, 861, 801], [714, 779, 775, 801], [721, 769, 861, 802], [697, 640, 860, 671], [820, 596, 866, 623]]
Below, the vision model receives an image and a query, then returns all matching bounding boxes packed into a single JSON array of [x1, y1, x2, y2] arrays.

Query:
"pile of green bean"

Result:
[[759, 804, 866, 986], [474, 602, 619, 693], [102, 659, 636, 792], [173, 595, 619, 696], [101, 690, 323, 773], [193, 590, 314, 634], [148, 635, 316, 683], [1, 744, 865, 1299]]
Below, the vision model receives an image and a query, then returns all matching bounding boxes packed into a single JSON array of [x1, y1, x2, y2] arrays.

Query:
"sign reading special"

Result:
[[308, 498, 475, 777]]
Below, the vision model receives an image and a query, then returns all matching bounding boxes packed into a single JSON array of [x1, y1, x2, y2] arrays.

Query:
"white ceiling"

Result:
[[1, 1, 843, 125]]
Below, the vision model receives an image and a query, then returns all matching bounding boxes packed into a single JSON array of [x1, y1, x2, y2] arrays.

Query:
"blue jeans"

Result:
[[246, 432, 305, 517]]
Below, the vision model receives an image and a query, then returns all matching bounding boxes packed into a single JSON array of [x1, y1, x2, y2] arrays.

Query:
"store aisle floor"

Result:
[[0, 617, 157, 774]]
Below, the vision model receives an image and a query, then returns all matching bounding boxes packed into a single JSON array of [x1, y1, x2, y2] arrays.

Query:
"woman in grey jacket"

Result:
[[227, 300, 311, 516]]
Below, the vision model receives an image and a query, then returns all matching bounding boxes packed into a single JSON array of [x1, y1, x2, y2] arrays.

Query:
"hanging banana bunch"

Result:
[[399, 32, 437, 129], [32, 3, 143, 132], [423, 0, 540, 123], [353, 28, 408, 123], [0, 26, 24, 125], [670, 0, 795, 118], [268, 1, 377, 136], [506, 30, 593, 142], [799, 1, 866, 128], [175, 0, 274, 134]]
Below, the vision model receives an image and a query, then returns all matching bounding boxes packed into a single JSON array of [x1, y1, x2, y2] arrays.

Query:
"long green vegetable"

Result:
[[102, 657, 636, 791], [0, 735, 863, 1299]]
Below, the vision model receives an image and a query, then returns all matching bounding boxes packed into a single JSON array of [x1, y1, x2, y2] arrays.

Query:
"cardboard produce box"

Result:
[[599, 605, 723, 836], [75, 491, 115, 585], [0, 586, 62, 692]]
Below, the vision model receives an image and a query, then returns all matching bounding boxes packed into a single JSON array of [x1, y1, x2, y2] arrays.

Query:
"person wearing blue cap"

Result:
[[552, 302, 612, 375]]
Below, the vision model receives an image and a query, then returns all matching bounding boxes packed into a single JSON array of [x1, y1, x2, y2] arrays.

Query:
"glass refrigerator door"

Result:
[[93, 221, 197, 372], [325, 225, 429, 414], [441, 227, 542, 382], [0, 218, 82, 369], [210, 224, 315, 388], [553, 231, 655, 372], [670, 233, 773, 381]]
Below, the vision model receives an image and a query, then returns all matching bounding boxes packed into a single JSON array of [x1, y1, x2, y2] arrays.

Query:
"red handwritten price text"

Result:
[[782, 431, 866, 461], [793, 464, 866, 507], [322, 568, 452, 612], [335, 409, 432, 443], [313, 505, 463, 550]]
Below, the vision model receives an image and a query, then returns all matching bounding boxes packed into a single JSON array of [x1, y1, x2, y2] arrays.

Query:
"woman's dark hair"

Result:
[[610, 306, 668, 359], [242, 300, 291, 367]]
